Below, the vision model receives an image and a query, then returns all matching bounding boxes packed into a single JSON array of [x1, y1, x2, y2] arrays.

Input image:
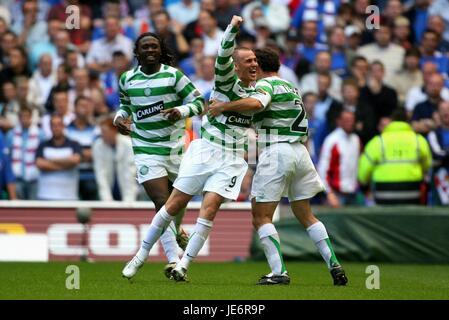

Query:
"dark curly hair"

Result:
[[133, 32, 174, 66], [254, 48, 280, 73]]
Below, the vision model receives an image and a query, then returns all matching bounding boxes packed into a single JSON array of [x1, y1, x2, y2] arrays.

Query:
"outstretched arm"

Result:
[[162, 70, 206, 121], [209, 79, 274, 116]]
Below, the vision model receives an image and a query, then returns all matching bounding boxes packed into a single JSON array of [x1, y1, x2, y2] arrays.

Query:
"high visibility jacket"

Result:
[[358, 121, 432, 204]]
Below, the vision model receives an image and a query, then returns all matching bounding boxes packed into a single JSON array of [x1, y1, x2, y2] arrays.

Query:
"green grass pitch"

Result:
[[1, 262, 448, 300]]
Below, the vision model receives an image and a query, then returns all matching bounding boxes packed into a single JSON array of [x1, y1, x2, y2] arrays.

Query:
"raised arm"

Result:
[[214, 16, 243, 93]]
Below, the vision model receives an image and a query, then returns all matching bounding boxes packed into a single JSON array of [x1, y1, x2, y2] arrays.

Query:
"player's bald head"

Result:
[[232, 47, 254, 63]]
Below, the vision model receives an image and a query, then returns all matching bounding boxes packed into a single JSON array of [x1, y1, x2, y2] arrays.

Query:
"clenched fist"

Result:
[[231, 15, 243, 28], [114, 117, 132, 135]]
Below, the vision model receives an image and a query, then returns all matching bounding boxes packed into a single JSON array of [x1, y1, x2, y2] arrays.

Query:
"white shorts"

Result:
[[251, 142, 325, 202], [173, 139, 248, 200], [135, 154, 182, 184]]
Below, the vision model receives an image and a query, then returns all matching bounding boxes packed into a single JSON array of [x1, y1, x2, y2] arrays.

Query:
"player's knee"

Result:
[[251, 214, 270, 229], [164, 200, 182, 215], [200, 201, 220, 221], [152, 196, 169, 211], [291, 201, 317, 227], [145, 187, 169, 207], [296, 211, 318, 228], [252, 217, 261, 229], [164, 193, 189, 214], [201, 206, 218, 220]]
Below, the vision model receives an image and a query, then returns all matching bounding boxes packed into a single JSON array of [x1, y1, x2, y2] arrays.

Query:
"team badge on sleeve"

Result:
[[139, 165, 149, 175]]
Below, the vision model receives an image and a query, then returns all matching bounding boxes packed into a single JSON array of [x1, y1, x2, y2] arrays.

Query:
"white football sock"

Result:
[[306, 221, 340, 269], [177, 218, 213, 270], [136, 206, 174, 262], [160, 221, 180, 263], [258, 223, 286, 275]]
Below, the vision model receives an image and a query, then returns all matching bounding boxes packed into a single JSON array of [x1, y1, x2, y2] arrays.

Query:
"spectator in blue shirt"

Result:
[[412, 73, 446, 135], [427, 15, 449, 54], [296, 21, 328, 64], [303, 91, 328, 164], [66, 96, 98, 200], [291, 0, 340, 44], [427, 100, 449, 205], [0, 131, 17, 200], [404, 0, 430, 44], [419, 29, 449, 78], [328, 26, 348, 77], [100, 51, 131, 111]]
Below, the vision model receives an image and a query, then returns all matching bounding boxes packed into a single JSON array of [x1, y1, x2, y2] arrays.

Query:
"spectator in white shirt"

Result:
[[28, 54, 56, 112], [52, 30, 85, 71], [86, 17, 133, 73], [167, 0, 200, 26], [198, 10, 224, 56], [92, 117, 137, 202], [241, 0, 290, 34], [192, 55, 215, 100], [12, 0, 48, 50], [357, 24, 405, 87], [300, 51, 343, 102], [318, 110, 361, 207]]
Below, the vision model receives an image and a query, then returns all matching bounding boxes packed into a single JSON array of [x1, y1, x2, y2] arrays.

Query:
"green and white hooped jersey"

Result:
[[202, 24, 255, 153], [250, 76, 308, 146], [117, 64, 204, 157]]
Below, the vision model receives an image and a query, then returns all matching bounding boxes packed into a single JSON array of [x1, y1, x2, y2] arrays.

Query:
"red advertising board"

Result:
[[0, 202, 253, 262]]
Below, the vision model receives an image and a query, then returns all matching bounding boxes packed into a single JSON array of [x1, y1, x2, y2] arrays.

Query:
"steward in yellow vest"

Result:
[[358, 109, 432, 204]]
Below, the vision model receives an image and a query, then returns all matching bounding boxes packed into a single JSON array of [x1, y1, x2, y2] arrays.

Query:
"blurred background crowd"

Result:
[[0, 0, 448, 206]]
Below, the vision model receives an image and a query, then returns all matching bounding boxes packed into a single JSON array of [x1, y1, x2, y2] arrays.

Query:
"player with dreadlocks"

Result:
[[116, 32, 205, 279]]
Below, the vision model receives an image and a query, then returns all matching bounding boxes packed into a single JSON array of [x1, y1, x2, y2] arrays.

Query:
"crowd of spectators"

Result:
[[0, 0, 449, 206]]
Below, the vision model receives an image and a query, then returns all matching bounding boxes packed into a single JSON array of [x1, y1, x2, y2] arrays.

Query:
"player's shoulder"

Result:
[[120, 67, 139, 85], [164, 64, 184, 76], [274, 76, 296, 89], [161, 64, 175, 72], [258, 76, 294, 87], [166, 65, 191, 82], [255, 77, 274, 89]]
